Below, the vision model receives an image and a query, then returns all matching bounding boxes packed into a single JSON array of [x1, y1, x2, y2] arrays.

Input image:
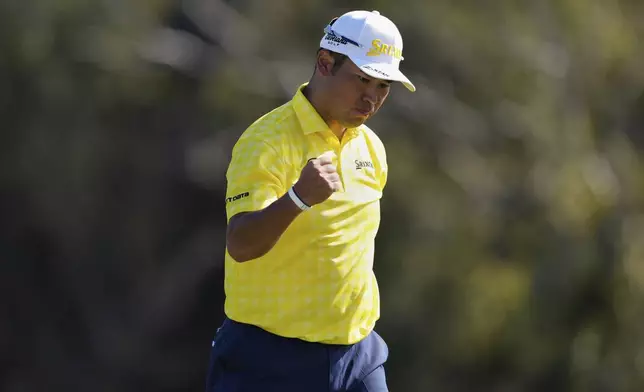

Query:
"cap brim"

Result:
[[352, 58, 416, 92]]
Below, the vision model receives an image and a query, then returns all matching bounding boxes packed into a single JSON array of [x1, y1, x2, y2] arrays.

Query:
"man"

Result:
[[206, 9, 415, 392]]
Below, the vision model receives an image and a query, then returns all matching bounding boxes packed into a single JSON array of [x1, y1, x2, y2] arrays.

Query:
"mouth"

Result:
[[352, 107, 372, 117]]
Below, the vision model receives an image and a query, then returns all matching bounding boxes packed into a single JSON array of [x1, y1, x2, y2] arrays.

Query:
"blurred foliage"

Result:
[[2, 0, 644, 391]]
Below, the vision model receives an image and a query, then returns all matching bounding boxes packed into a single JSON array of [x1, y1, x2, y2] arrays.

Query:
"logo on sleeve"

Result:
[[355, 160, 374, 170], [225, 192, 249, 204]]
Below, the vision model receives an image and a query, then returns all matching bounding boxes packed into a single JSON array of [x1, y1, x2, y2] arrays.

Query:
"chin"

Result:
[[343, 117, 368, 128]]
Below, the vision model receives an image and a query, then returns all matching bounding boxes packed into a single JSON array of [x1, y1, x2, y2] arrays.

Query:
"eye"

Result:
[[379, 82, 391, 89], [356, 75, 370, 84]]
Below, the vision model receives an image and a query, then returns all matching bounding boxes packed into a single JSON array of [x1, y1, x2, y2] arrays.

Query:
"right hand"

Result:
[[293, 151, 342, 206]]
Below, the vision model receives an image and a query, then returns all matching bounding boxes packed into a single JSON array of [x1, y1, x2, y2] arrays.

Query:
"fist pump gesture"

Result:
[[293, 151, 342, 207]]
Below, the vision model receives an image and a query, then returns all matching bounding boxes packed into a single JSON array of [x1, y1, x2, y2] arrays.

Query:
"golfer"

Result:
[[206, 9, 415, 392]]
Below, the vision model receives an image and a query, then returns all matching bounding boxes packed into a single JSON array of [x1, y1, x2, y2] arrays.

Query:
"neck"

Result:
[[303, 82, 346, 139]]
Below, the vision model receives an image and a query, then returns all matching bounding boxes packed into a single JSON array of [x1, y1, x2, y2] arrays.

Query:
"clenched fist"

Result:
[[293, 151, 342, 207]]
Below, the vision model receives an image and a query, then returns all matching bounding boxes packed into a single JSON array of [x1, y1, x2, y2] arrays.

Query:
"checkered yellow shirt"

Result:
[[223, 84, 388, 344]]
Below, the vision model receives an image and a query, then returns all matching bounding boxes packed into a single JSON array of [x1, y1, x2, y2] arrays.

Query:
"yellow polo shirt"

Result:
[[223, 84, 388, 344]]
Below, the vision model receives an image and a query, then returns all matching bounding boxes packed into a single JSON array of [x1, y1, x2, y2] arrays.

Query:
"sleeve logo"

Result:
[[225, 192, 249, 204]]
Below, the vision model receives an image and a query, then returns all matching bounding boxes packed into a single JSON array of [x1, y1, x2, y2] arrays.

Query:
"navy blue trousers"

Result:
[[205, 318, 389, 392]]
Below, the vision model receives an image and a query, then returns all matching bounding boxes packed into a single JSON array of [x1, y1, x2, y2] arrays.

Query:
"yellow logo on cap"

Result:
[[366, 39, 402, 60]]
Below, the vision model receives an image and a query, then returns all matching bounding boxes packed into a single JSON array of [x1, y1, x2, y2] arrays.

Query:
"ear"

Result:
[[316, 50, 335, 76]]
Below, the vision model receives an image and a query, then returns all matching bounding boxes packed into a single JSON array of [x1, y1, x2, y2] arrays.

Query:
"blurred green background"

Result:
[[3, 1, 644, 391]]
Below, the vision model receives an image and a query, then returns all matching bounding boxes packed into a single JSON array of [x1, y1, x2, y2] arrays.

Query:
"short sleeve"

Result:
[[379, 160, 388, 191], [361, 125, 388, 192], [375, 137, 388, 191], [224, 136, 286, 222]]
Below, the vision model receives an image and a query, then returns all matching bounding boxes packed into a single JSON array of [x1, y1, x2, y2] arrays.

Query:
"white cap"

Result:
[[319, 10, 415, 92]]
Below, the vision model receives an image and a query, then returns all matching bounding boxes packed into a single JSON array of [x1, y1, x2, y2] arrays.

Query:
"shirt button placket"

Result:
[[326, 134, 345, 192]]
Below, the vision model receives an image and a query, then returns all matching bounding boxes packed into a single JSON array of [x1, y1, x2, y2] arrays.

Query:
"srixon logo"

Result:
[[355, 160, 374, 170], [225, 192, 249, 204]]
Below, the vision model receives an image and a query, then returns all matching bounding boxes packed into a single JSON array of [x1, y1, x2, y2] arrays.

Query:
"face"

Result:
[[318, 52, 391, 128]]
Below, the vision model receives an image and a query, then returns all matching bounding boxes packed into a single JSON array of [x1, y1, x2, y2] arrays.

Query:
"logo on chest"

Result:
[[355, 159, 374, 170]]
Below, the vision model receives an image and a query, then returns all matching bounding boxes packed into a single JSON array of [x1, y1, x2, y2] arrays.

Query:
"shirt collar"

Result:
[[292, 83, 360, 138]]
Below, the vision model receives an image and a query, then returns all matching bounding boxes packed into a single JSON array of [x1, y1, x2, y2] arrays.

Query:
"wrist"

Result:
[[288, 185, 310, 211]]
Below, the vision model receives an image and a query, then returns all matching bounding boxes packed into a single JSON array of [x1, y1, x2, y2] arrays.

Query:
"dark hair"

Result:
[[316, 48, 348, 75]]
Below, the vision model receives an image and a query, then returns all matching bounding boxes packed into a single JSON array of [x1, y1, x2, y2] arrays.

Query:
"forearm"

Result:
[[226, 193, 303, 262]]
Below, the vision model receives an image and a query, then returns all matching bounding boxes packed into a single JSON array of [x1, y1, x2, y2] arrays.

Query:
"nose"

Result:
[[362, 87, 378, 106]]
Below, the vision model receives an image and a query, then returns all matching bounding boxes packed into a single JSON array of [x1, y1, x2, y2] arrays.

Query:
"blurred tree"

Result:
[[2, 0, 644, 391]]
